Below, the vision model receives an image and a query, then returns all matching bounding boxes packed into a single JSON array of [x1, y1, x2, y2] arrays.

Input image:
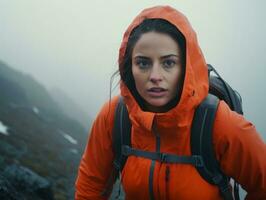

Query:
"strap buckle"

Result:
[[194, 155, 204, 167], [122, 145, 130, 156], [159, 153, 167, 162]]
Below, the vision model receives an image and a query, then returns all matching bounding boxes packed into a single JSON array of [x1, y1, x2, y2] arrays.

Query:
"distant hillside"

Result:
[[49, 87, 91, 130], [0, 60, 63, 118], [0, 60, 89, 200]]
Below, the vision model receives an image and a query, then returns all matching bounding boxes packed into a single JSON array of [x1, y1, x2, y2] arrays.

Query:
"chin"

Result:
[[146, 98, 169, 108]]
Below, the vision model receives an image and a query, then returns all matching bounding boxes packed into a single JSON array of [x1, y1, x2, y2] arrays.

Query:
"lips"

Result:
[[147, 87, 167, 97], [148, 87, 166, 92]]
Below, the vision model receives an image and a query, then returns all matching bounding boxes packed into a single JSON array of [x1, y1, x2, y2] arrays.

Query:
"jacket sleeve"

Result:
[[75, 97, 118, 200], [213, 101, 266, 200]]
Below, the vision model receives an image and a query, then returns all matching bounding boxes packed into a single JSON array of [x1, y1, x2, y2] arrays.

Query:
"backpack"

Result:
[[104, 64, 243, 200]]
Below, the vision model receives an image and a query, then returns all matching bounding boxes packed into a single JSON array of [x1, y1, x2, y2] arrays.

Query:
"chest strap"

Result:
[[122, 145, 204, 167]]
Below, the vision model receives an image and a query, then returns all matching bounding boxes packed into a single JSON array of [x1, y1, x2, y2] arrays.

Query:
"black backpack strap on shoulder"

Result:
[[191, 94, 234, 200], [113, 96, 132, 172], [101, 96, 132, 197]]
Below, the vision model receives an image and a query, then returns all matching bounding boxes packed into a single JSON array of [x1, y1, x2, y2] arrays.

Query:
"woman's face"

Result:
[[132, 32, 183, 112]]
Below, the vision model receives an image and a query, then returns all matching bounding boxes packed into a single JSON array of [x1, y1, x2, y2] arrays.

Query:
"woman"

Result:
[[75, 6, 266, 200]]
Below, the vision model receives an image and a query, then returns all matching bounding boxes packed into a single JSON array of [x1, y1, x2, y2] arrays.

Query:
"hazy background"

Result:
[[0, 0, 265, 139]]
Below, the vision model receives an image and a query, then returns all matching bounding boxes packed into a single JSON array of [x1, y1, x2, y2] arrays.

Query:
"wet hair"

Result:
[[116, 18, 186, 111]]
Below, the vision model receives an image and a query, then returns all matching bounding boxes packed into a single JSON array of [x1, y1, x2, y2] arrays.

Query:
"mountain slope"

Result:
[[49, 87, 91, 130], [0, 60, 89, 200]]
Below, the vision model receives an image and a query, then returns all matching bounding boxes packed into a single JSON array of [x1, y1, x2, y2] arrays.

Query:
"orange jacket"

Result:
[[75, 6, 266, 200]]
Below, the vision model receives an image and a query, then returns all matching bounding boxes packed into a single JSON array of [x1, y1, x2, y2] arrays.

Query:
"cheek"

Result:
[[174, 74, 181, 85], [134, 75, 145, 92], [132, 66, 144, 82], [132, 68, 142, 89], [132, 65, 138, 81], [132, 70, 148, 96], [169, 69, 182, 90]]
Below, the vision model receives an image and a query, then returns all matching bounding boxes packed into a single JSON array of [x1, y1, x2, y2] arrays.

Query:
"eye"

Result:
[[163, 59, 176, 68], [135, 58, 152, 69]]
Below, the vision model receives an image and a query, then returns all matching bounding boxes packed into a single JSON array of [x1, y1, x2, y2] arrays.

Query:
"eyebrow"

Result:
[[133, 56, 150, 59], [133, 54, 179, 59], [161, 54, 179, 59]]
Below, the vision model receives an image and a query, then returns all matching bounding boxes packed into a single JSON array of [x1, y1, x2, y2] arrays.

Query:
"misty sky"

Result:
[[0, 0, 265, 139]]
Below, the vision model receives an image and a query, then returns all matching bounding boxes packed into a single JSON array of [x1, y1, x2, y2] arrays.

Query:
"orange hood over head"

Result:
[[118, 6, 209, 130]]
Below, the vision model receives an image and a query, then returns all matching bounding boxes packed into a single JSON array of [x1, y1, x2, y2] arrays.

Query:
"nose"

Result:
[[149, 62, 163, 83]]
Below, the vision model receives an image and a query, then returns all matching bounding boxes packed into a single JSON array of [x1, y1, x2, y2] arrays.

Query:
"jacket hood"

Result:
[[118, 6, 209, 131]]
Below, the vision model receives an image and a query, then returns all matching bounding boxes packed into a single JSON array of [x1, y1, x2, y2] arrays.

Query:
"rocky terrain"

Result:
[[0, 60, 89, 200]]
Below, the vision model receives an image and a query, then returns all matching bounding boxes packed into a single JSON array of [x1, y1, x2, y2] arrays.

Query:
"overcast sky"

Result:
[[0, 0, 265, 139]]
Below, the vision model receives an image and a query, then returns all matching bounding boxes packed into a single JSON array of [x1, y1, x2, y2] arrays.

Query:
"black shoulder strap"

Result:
[[191, 94, 234, 200], [113, 96, 132, 172], [101, 96, 131, 197]]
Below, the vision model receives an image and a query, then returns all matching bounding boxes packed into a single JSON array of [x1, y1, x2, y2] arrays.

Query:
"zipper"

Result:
[[165, 165, 170, 200], [149, 119, 160, 200], [149, 160, 156, 200]]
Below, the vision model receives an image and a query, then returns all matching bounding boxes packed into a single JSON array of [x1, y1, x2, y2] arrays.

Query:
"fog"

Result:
[[0, 0, 265, 139]]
